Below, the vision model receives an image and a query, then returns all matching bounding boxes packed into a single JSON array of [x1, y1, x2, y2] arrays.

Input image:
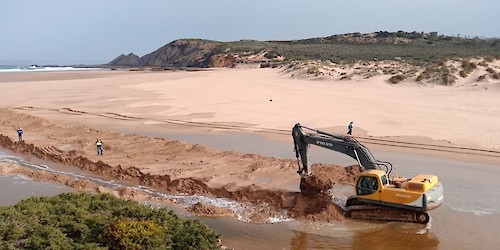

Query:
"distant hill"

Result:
[[107, 53, 142, 66], [108, 39, 234, 68], [107, 31, 500, 68]]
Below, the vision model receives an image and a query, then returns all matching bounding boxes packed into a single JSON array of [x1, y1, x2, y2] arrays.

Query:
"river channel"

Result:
[[1, 132, 499, 249]]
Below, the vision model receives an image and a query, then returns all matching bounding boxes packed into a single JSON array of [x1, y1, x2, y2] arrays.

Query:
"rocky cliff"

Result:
[[108, 40, 235, 68], [107, 53, 142, 67]]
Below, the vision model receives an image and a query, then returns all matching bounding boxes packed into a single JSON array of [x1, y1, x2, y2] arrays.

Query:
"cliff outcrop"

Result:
[[107, 53, 142, 67], [108, 40, 234, 68]]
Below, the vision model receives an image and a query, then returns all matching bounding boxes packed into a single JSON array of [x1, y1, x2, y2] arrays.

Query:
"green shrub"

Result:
[[264, 50, 280, 59], [441, 70, 456, 85], [0, 193, 221, 249], [306, 67, 323, 76], [486, 67, 496, 74], [478, 61, 488, 67], [103, 220, 170, 250], [459, 60, 477, 78], [484, 57, 494, 62], [388, 74, 406, 84]]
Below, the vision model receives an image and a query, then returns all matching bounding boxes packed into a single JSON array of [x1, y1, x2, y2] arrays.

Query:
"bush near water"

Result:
[[0, 193, 221, 249]]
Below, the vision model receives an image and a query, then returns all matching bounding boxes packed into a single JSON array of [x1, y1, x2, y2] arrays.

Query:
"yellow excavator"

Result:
[[292, 123, 443, 224]]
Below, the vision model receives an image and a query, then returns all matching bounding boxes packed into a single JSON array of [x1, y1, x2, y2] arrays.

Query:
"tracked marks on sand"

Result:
[[13, 106, 500, 158]]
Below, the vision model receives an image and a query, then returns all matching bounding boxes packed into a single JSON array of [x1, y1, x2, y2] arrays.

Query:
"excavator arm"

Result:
[[292, 123, 393, 177]]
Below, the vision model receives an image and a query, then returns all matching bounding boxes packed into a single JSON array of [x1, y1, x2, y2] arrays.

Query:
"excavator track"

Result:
[[345, 204, 430, 224]]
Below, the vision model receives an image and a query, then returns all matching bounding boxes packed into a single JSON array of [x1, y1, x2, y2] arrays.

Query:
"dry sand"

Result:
[[1, 68, 499, 149], [0, 68, 499, 222]]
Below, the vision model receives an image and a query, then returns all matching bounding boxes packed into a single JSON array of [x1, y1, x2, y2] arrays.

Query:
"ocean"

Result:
[[0, 64, 103, 73]]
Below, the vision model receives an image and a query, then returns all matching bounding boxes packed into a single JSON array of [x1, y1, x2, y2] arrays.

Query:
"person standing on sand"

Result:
[[17, 128, 23, 141], [96, 139, 103, 155], [347, 122, 353, 135]]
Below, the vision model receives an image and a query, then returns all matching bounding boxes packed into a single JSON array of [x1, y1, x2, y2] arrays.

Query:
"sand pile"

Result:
[[299, 164, 360, 197]]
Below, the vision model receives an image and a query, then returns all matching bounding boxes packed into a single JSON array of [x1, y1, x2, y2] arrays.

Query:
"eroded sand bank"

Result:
[[0, 109, 361, 222]]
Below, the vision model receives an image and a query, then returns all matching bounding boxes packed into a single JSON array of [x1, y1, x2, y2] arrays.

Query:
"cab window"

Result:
[[381, 175, 388, 186], [357, 176, 379, 195]]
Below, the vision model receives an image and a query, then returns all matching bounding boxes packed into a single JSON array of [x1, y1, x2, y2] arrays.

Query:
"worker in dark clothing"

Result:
[[347, 122, 353, 135], [96, 139, 103, 155], [17, 128, 23, 141]]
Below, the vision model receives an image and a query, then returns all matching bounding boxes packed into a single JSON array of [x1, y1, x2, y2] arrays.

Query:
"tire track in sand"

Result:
[[14, 106, 500, 159]]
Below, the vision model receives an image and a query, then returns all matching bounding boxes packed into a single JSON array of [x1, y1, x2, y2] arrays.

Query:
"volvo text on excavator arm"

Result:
[[292, 123, 444, 224], [292, 123, 393, 177]]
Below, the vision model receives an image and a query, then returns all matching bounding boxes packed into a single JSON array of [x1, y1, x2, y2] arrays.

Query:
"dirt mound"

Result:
[[187, 202, 236, 218], [300, 164, 361, 197], [288, 193, 346, 222]]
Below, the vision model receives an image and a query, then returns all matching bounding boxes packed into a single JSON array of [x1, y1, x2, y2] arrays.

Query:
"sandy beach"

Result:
[[0, 68, 500, 222], [1, 68, 500, 149]]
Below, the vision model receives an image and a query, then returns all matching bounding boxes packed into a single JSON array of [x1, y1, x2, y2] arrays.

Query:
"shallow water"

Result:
[[0, 175, 71, 206], [1, 132, 500, 249], [140, 131, 500, 249]]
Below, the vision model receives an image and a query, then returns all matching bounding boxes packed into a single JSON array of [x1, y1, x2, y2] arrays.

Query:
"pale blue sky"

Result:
[[1, 0, 498, 65]]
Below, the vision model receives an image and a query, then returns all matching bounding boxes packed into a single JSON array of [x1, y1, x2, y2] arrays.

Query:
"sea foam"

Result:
[[0, 65, 102, 73]]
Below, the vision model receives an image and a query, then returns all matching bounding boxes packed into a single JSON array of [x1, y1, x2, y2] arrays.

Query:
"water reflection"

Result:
[[350, 222, 439, 250], [290, 229, 352, 250], [290, 230, 309, 250]]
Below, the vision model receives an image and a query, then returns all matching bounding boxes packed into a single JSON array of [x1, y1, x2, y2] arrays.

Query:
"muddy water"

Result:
[[2, 132, 500, 249], [0, 175, 71, 206], [152, 132, 500, 249]]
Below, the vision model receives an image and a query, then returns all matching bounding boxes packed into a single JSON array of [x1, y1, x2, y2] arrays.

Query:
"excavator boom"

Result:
[[292, 123, 393, 177]]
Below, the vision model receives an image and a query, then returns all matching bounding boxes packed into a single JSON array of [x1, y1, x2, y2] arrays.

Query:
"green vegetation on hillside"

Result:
[[0, 193, 221, 249], [109, 31, 500, 71], [218, 31, 500, 64]]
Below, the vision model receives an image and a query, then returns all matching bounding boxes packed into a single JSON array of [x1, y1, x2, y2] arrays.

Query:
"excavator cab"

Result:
[[357, 175, 379, 195], [356, 172, 390, 196]]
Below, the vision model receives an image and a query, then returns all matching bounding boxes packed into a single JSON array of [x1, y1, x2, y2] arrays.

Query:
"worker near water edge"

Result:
[[96, 139, 103, 155], [17, 128, 23, 141], [347, 122, 353, 135]]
